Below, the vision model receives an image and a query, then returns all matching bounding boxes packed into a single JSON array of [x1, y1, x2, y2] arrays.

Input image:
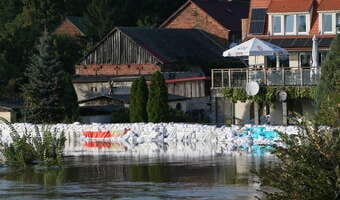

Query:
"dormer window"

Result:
[[272, 15, 283, 34], [270, 14, 309, 35], [298, 15, 307, 33], [285, 15, 295, 34], [319, 12, 340, 34], [323, 13, 333, 33]]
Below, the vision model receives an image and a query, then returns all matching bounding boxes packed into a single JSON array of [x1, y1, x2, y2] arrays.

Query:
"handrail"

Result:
[[211, 67, 321, 88]]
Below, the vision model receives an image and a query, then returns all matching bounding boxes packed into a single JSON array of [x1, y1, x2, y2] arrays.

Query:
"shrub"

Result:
[[256, 120, 340, 200], [0, 117, 66, 168]]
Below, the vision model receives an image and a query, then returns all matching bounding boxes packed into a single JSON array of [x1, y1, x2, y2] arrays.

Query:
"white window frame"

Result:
[[297, 14, 308, 35], [285, 15, 296, 35], [269, 13, 310, 36], [322, 13, 334, 34], [272, 15, 284, 35], [336, 13, 340, 33]]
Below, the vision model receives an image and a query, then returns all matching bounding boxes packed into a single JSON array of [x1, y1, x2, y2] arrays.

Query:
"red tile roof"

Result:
[[267, 0, 313, 13], [318, 0, 340, 11]]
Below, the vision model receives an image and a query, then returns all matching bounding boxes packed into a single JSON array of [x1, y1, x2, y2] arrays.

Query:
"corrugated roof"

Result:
[[117, 27, 225, 64], [191, 0, 249, 31], [318, 0, 340, 11], [267, 0, 313, 13]]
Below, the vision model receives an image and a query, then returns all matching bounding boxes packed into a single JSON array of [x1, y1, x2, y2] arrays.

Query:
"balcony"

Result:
[[211, 67, 321, 88]]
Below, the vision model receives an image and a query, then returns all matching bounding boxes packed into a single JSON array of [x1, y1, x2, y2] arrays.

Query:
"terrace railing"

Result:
[[211, 67, 321, 88]]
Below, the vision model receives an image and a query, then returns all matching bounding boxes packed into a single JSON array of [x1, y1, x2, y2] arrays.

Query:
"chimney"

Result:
[[241, 18, 249, 41]]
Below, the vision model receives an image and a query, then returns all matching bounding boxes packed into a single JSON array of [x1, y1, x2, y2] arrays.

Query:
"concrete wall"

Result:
[[270, 101, 284, 125], [234, 101, 252, 125], [0, 111, 15, 123], [73, 82, 111, 101]]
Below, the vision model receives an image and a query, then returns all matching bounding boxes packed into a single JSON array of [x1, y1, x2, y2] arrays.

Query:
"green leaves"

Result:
[[0, 117, 66, 168], [147, 71, 169, 123], [129, 76, 149, 122], [22, 32, 78, 123], [257, 121, 340, 200], [316, 34, 340, 127], [221, 86, 317, 104]]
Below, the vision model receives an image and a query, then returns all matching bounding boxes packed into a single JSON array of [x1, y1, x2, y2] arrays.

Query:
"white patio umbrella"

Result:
[[311, 35, 319, 67], [223, 38, 288, 68]]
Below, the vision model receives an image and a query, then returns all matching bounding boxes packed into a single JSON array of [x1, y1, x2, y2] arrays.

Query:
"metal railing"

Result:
[[211, 67, 321, 88]]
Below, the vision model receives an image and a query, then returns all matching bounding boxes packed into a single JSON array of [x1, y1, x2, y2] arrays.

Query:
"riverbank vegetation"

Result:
[[257, 34, 340, 200], [0, 117, 66, 168]]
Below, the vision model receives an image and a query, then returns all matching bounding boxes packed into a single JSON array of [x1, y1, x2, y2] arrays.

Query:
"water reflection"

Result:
[[0, 154, 276, 200]]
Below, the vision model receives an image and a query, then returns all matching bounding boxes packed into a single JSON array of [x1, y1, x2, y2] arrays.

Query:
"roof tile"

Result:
[[267, 0, 313, 13], [318, 0, 340, 11]]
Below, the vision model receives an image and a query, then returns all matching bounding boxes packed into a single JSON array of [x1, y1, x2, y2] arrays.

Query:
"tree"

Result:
[[147, 71, 169, 122], [83, 0, 114, 43], [22, 32, 66, 123], [21, 0, 65, 32], [257, 122, 340, 200], [135, 77, 149, 122], [52, 35, 84, 75], [129, 76, 148, 122], [257, 34, 340, 200], [316, 34, 340, 127], [129, 78, 138, 122]]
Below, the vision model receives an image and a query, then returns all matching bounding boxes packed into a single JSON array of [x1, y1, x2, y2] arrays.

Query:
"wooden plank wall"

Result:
[[82, 30, 159, 65]]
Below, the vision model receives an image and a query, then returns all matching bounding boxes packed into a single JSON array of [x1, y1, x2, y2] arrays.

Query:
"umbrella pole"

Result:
[[276, 54, 280, 69]]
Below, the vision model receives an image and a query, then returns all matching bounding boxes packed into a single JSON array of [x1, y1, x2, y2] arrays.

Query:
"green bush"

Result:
[[257, 121, 340, 200], [0, 117, 66, 168]]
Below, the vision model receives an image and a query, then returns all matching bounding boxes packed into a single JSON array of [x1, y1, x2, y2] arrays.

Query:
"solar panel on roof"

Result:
[[249, 8, 266, 34]]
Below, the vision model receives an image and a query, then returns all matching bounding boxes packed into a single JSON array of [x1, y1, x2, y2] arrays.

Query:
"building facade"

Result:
[[211, 0, 339, 125]]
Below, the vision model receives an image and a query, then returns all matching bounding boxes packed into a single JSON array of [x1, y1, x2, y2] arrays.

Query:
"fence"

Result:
[[211, 67, 321, 88]]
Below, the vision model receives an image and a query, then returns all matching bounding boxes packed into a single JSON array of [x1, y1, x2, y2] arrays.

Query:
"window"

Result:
[[298, 15, 307, 33], [323, 13, 333, 33], [285, 15, 295, 34], [336, 13, 340, 33], [273, 15, 282, 34]]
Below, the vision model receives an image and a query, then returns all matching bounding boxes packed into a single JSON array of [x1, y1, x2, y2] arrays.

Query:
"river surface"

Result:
[[0, 153, 276, 200]]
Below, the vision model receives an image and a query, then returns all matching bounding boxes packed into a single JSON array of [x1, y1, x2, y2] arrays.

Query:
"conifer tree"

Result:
[[316, 34, 340, 127], [129, 78, 138, 122], [22, 32, 65, 123], [147, 71, 169, 122], [83, 0, 114, 43], [129, 76, 149, 122], [135, 76, 148, 122]]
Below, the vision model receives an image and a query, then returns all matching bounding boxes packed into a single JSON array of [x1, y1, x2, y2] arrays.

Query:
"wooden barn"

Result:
[[73, 26, 243, 100], [75, 26, 233, 76], [73, 27, 245, 123]]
